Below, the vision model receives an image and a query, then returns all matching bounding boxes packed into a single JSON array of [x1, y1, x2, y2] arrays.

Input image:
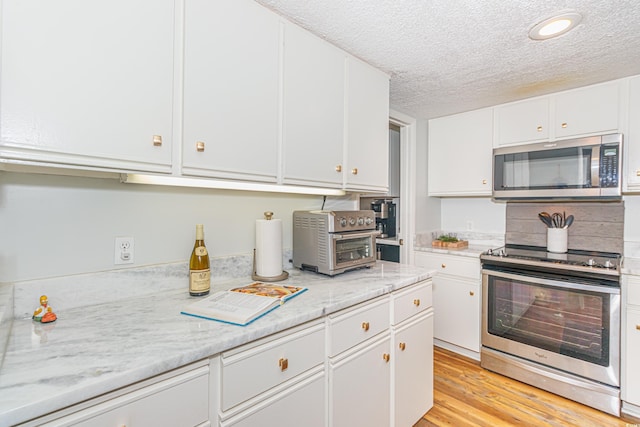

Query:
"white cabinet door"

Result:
[[494, 97, 550, 146], [432, 275, 480, 353], [626, 75, 640, 191], [330, 334, 391, 427], [344, 56, 390, 192], [282, 23, 344, 188], [428, 107, 493, 196], [554, 80, 620, 139], [182, 0, 279, 182], [393, 311, 434, 427], [0, 0, 174, 173], [624, 308, 640, 406]]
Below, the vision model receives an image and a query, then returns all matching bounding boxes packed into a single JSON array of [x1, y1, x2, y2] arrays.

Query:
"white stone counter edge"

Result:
[[0, 261, 432, 426]]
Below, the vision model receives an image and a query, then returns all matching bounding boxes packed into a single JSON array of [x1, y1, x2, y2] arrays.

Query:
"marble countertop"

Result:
[[0, 262, 432, 426], [414, 243, 494, 258], [622, 257, 640, 276]]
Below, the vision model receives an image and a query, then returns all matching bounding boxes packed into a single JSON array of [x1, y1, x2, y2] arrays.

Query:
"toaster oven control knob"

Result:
[[357, 217, 364, 226], [339, 217, 347, 227], [365, 217, 373, 225], [349, 217, 356, 226]]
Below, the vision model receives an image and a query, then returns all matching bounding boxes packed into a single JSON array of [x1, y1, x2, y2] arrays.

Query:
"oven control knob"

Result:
[[586, 259, 596, 267], [486, 249, 493, 255], [339, 217, 347, 227], [498, 249, 507, 257], [604, 260, 615, 269], [365, 217, 373, 225], [357, 217, 364, 226], [349, 217, 356, 226]]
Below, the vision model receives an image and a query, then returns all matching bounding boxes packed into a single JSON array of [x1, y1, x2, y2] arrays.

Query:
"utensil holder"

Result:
[[547, 228, 568, 253]]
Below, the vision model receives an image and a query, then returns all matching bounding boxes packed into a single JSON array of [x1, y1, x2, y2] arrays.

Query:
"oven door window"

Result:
[[333, 234, 374, 267], [487, 275, 610, 367]]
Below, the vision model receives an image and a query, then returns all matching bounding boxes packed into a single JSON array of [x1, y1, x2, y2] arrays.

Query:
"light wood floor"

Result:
[[416, 347, 640, 427]]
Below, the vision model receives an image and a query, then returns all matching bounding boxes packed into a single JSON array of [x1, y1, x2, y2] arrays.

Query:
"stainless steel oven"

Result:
[[480, 245, 621, 415], [293, 210, 379, 276]]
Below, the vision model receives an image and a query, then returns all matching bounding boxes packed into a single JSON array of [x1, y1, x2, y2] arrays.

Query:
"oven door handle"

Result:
[[332, 231, 381, 240], [481, 269, 620, 295]]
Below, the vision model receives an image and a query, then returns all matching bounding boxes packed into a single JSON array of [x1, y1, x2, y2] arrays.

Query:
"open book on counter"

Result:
[[181, 282, 308, 326]]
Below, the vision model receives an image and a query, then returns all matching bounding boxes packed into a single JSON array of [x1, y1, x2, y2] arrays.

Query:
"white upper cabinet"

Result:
[[428, 108, 493, 196], [553, 80, 620, 139], [494, 97, 550, 146], [626, 75, 640, 191], [344, 57, 390, 192], [182, 0, 279, 182], [0, 0, 174, 173], [494, 80, 622, 147], [282, 23, 345, 189]]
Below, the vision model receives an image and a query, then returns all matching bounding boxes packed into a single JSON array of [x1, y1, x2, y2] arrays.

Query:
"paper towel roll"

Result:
[[255, 217, 283, 277]]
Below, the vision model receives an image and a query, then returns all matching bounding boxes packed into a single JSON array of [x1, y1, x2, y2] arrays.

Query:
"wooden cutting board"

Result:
[[431, 239, 469, 249]]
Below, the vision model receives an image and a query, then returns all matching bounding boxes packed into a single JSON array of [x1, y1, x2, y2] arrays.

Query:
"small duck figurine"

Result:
[[33, 295, 57, 323]]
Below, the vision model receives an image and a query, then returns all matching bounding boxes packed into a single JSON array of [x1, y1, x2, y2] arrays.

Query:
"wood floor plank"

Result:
[[416, 346, 639, 427]]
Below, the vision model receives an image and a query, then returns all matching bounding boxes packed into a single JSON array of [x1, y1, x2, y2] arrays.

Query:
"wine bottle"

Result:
[[189, 224, 210, 296]]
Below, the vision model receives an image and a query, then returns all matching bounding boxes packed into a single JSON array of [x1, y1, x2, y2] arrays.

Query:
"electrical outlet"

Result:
[[114, 237, 134, 265]]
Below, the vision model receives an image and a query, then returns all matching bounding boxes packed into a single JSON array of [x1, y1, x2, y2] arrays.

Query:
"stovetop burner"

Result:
[[481, 244, 622, 277]]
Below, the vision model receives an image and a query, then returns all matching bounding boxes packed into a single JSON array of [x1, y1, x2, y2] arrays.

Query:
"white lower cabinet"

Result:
[[622, 274, 640, 417], [330, 333, 391, 427], [328, 281, 434, 427], [391, 281, 434, 427], [215, 320, 326, 426], [32, 362, 210, 427], [414, 251, 481, 359]]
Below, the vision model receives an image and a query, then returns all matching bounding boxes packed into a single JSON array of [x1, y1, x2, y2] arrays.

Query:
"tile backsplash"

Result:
[[506, 201, 624, 254]]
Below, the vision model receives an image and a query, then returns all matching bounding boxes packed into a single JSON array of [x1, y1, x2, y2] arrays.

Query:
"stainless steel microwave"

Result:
[[492, 133, 622, 200]]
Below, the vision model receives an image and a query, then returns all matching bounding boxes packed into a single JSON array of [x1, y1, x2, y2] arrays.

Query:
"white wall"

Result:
[[0, 171, 341, 282], [624, 194, 640, 241], [440, 198, 506, 233], [414, 118, 441, 233]]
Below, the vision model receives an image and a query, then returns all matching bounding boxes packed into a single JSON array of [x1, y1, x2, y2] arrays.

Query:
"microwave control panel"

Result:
[[599, 144, 620, 188]]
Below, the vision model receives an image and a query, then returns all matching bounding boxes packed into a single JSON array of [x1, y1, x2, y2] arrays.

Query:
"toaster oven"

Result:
[[293, 210, 379, 276]]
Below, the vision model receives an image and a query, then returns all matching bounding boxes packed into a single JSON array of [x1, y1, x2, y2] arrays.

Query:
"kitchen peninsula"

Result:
[[0, 261, 433, 426]]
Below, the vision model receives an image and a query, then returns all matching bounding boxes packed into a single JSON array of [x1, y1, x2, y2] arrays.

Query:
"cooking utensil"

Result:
[[563, 215, 574, 229], [538, 213, 553, 228], [552, 213, 564, 228]]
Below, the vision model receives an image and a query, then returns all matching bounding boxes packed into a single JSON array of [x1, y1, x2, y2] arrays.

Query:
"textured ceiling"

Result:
[[255, 0, 640, 119]]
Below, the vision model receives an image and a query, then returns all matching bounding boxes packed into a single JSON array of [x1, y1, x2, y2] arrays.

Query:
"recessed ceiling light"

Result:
[[529, 12, 582, 40]]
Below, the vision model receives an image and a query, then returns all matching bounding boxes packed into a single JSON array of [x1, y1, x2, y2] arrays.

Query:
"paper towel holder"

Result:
[[252, 249, 289, 282], [252, 211, 289, 282]]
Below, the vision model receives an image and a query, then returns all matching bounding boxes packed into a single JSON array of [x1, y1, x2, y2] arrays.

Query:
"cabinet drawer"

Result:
[[414, 252, 480, 280], [392, 280, 432, 325], [40, 364, 209, 427], [328, 296, 390, 357], [220, 321, 324, 411], [627, 276, 640, 306]]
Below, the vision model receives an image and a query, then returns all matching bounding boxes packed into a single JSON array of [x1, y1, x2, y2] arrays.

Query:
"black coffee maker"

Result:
[[371, 199, 396, 238]]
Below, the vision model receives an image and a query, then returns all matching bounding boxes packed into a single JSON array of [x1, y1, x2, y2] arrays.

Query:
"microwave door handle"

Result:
[[591, 145, 601, 188]]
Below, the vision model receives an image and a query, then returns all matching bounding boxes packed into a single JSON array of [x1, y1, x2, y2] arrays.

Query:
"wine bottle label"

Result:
[[190, 269, 211, 292], [194, 246, 208, 256]]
